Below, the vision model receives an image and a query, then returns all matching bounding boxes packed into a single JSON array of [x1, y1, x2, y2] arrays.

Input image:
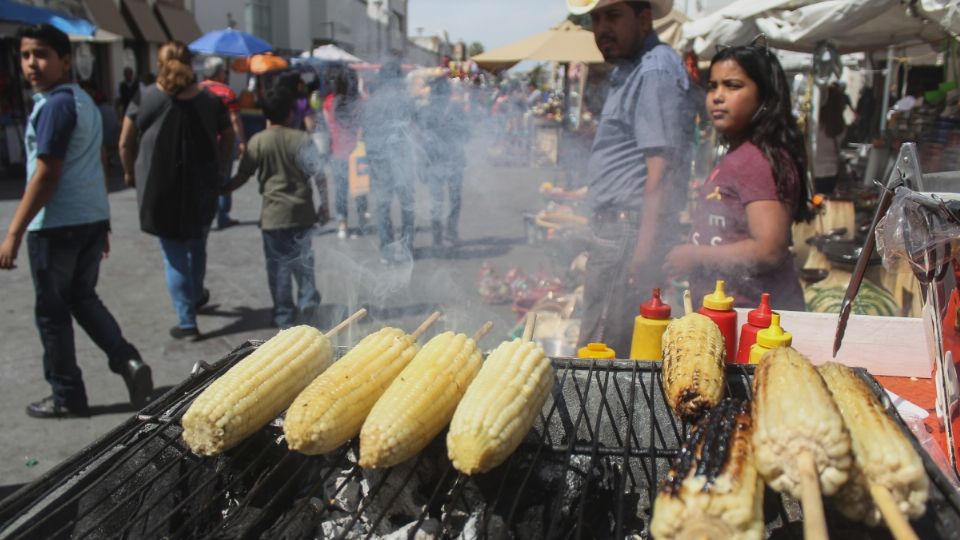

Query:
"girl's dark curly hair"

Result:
[[711, 43, 813, 223]]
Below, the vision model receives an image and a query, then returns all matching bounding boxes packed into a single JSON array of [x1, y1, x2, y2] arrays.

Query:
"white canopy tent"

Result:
[[299, 44, 364, 63], [682, 0, 959, 55]]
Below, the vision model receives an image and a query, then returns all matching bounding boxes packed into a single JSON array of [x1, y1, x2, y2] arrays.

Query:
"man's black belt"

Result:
[[591, 207, 641, 224]]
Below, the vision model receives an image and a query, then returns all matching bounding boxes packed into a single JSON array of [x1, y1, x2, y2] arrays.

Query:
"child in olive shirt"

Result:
[[224, 89, 322, 327]]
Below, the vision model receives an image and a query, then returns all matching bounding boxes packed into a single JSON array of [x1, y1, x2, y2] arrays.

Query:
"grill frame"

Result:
[[1, 341, 958, 539]]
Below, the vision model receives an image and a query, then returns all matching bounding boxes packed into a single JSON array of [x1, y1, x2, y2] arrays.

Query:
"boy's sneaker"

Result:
[[337, 220, 348, 240]]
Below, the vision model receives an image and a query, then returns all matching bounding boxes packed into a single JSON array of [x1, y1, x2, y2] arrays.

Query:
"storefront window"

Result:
[[244, 0, 271, 42]]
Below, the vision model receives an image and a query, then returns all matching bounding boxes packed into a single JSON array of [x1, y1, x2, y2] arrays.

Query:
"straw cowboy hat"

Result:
[[567, 0, 673, 19]]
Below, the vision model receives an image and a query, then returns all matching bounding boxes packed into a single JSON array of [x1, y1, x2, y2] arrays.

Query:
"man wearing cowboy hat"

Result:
[[570, 0, 697, 357]]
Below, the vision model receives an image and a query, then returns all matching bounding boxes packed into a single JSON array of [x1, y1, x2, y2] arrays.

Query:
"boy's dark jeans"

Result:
[[261, 226, 321, 328], [27, 220, 140, 408]]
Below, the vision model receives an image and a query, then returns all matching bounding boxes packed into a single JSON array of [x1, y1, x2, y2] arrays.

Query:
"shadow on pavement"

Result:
[[413, 235, 523, 261], [196, 306, 275, 340]]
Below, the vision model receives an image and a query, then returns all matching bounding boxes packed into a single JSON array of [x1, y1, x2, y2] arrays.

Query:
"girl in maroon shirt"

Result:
[[664, 41, 812, 311]]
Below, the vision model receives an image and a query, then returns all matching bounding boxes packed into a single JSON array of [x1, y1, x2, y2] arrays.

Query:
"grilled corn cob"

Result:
[[360, 331, 483, 468], [182, 325, 332, 456], [651, 398, 764, 540], [284, 327, 420, 455], [818, 362, 928, 525], [447, 339, 554, 474], [661, 313, 726, 421], [751, 347, 852, 499]]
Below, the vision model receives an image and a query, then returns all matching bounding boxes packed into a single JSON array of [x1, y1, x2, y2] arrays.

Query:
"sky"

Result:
[[407, 0, 732, 51]]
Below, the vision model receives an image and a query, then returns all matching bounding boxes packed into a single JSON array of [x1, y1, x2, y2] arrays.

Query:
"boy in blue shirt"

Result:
[[0, 25, 152, 418]]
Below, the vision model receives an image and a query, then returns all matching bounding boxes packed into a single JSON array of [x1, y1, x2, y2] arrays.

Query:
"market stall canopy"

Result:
[[233, 53, 289, 75], [121, 0, 166, 43], [83, 0, 134, 40], [299, 44, 364, 63], [471, 20, 603, 73], [189, 28, 273, 56], [154, 2, 202, 43], [0, 0, 95, 37], [654, 9, 690, 50], [683, 0, 960, 55]]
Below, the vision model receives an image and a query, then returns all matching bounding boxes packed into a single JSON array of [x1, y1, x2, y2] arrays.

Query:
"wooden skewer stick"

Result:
[[683, 289, 694, 316], [798, 451, 830, 540], [410, 311, 442, 340], [325, 308, 367, 338], [869, 483, 920, 540], [521, 312, 537, 343], [472, 321, 494, 342]]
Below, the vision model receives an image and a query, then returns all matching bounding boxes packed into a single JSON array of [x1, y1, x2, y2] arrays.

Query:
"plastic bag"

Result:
[[876, 188, 960, 280]]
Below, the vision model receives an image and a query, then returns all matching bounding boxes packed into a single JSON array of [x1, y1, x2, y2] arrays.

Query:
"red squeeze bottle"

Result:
[[736, 293, 773, 364], [698, 280, 738, 363]]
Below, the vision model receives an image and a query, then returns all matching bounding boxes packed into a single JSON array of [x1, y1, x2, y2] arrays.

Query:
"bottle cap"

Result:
[[747, 293, 773, 327], [640, 288, 672, 320], [702, 280, 735, 311], [578, 342, 616, 359], [756, 313, 792, 348]]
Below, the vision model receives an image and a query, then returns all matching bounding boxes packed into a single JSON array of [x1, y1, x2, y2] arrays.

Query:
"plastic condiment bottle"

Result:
[[736, 293, 773, 364], [630, 288, 672, 361], [578, 342, 616, 360], [749, 313, 793, 364], [698, 280, 738, 363]]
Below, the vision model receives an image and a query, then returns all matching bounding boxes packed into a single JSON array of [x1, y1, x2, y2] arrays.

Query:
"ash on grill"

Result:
[[2, 345, 960, 539]]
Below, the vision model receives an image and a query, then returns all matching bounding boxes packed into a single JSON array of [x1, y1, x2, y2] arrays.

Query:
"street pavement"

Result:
[[0, 141, 557, 492]]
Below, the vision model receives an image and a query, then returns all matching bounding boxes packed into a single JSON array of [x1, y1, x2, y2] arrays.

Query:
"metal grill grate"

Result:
[[2, 342, 960, 539]]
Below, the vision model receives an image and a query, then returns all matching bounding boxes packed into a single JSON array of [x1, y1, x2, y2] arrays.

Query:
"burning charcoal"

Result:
[[379, 518, 440, 539], [319, 516, 355, 537]]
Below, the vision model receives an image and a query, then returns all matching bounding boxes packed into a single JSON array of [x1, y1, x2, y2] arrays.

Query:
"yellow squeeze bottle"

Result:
[[748, 313, 792, 364], [578, 343, 616, 360], [629, 288, 672, 361]]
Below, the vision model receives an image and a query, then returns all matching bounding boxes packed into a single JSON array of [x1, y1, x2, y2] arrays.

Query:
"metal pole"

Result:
[[880, 45, 894, 135]]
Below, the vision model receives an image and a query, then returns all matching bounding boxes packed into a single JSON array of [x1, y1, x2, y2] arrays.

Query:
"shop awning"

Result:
[[121, 0, 166, 43], [154, 4, 202, 43], [0, 0, 96, 37], [83, 0, 133, 40]]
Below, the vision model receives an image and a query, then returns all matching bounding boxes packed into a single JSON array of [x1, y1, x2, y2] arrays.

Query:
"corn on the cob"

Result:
[[182, 325, 332, 456], [651, 398, 764, 540], [284, 327, 420, 455], [661, 313, 726, 421], [360, 331, 483, 468], [751, 347, 852, 499], [447, 339, 554, 474], [818, 362, 928, 525]]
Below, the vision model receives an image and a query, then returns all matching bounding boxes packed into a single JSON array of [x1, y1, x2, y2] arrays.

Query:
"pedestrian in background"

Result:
[[199, 56, 245, 230], [116, 66, 138, 114], [119, 41, 234, 341], [323, 67, 367, 239], [224, 88, 322, 328], [813, 82, 848, 196], [361, 60, 417, 263], [418, 76, 469, 246], [0, 24, 152, 418]]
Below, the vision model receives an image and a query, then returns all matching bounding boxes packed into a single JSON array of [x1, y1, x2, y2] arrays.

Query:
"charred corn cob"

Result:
[[751, 347, 852, 498], [447, 339, 554, 474], [284, 327, 420, 455], [818, 362, 928, 525], [182, 325, 332, 456], [360, 331, 483, 468], [661, 313, 726, 421], [651, 398, 764, 540]]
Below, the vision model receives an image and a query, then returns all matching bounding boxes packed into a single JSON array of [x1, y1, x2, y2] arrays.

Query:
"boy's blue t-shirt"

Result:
[[25, 83, 109, 231]]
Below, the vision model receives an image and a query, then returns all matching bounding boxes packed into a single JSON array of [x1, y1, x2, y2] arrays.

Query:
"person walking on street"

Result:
[[116, 66, 139, 114], [361, 61, 417, 263], [199, 56, 245, 230], [0, 24, 152, 418], [418, 76, 469, 246], [224, 88, 323, 328], [570, 0, 698, 357], [119, 42, 234, 341], [323, 68, 368, 239]]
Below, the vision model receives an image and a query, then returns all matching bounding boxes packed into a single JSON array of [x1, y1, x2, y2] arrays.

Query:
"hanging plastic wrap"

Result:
[[876, 189, 960, 280]]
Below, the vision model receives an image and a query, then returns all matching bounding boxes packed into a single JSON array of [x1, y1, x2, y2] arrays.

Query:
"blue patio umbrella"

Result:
[[189, 28, 273, 56], [0, 0, 96, 37]]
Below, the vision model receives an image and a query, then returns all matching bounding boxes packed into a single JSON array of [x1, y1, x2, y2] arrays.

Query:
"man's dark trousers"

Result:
[[27, 220, 139, 408]]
